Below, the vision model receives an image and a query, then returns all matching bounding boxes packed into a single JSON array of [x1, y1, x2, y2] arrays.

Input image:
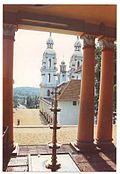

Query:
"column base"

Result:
[[71, 139, 96, 153], [8, 141, 16, 152], [12, 143, 19, 156], [95, 139, 116, 152]]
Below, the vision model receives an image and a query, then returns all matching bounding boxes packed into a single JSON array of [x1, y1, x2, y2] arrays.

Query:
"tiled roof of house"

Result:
[[58, 80, 81, 101]]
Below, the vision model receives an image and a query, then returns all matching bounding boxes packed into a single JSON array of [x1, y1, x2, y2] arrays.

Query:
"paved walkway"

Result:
[[14, 124, 116, 145], [13, 109, 48, 125], [13, 109, 116, 145], [6, 144, 116, 172]]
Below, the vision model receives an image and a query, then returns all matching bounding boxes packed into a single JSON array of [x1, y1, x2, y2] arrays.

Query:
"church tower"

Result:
[[69, 36, 83, 80], [59, 60, 67, 84], [40, 33, 57, 98]]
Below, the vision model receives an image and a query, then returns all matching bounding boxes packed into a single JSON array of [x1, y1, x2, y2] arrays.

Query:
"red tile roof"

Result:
[[58, 80, 81, 101]]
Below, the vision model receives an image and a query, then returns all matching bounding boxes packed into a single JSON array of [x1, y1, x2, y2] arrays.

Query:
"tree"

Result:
[[94, 43, 117, 122], [94, 44, 102, 121], [13, 96, 19, 108], [26, 96, 40, 108], [26, 96, 33, 108]]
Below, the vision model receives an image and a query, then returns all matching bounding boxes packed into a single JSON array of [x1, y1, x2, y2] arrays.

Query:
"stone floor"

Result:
[[6, 144, 116, 172]]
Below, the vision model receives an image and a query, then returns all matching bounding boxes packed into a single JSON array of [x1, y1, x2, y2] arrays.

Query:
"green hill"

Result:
[[13, 87, 40, 97]]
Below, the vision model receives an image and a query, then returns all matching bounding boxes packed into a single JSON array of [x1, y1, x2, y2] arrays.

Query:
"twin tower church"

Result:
[[40, 33, 83, 125], [40, 33, 83, 99]]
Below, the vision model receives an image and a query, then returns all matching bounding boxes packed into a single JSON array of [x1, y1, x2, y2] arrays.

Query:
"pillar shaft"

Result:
[[96, 38, 115, 147], [75, 34, 95, 150], [3, 24, 17, 150]]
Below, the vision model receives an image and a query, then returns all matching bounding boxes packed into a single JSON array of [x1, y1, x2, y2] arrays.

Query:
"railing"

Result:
[[3, 126, 9, 171]]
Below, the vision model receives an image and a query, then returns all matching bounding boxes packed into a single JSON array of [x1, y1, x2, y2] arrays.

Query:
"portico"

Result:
[[3, 4, 116, 171]]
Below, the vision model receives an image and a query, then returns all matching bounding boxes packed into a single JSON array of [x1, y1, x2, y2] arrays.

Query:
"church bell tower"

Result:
[[40, 33, 57, 98]]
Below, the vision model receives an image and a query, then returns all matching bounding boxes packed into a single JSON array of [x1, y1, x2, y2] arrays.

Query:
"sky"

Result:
[[13, 29, 83, 88]]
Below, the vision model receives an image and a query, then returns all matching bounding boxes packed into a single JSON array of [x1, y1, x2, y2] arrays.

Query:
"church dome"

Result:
[[71, 50, 82, 59], [44, 48, 56, 55], [71, 36, 82, 59], [46, 32, 54, 45], [43, 32, 56, 55], [61, 60, 65, 64], [74, 36, 81, 48]]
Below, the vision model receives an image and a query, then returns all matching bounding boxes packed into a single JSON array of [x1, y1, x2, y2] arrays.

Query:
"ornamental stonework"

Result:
[[81, 34, 95, 47], [99, 38, 114, 49], [3, 24, 18, 38]]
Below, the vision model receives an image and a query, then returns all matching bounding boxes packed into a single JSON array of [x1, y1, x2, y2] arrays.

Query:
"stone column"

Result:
[[96, 38, 115, 150], [74, 34, 96, 151], [3, 24, 17, 151]]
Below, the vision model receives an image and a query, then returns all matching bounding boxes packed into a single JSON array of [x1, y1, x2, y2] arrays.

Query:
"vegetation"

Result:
[[13, 87, 40, 97], [13, 87, 40, 109], [94, 43, 116, 122], [94, 44, 102, 121]]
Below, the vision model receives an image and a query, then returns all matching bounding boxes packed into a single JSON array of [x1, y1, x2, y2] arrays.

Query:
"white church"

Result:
[[39, 33, 83, 125]]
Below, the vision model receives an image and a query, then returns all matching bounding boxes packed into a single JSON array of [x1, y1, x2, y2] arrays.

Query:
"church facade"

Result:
[[39, 33, 83, 125]]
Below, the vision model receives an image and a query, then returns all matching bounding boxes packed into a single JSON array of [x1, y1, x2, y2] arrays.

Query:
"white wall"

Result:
[[58, 101, 80, 125], [40, 99, 52, 117]]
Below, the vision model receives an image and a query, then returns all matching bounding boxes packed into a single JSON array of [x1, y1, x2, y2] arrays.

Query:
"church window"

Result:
[[47, 90, 50, 96], [77, 61, 80, 68], [49, 59, 51, 68], [48, 73, 51, 82]]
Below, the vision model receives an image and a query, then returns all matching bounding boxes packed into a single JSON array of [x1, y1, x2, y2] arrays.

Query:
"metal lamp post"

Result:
[[45, 87, 61, 171]]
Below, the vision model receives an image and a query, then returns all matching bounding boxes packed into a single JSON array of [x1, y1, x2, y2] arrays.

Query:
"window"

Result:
[[77, 61, 80, 68], [73, 101, 77, 105], [47, 90, 50, 96], [48, 73, 51, 82], [49, 59, 51, 68]]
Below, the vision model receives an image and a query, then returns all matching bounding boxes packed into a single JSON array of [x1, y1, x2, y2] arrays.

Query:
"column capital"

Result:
[[3, 24, 18, 40], [81, 34, 96, 48], [98, 37, 115, 50]]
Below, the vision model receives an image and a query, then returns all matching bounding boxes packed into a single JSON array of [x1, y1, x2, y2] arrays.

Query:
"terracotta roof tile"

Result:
[[58, 80, 81, 101]]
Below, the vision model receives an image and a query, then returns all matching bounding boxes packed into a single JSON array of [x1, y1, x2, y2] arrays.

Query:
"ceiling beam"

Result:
[[3, 11, 116, 38]]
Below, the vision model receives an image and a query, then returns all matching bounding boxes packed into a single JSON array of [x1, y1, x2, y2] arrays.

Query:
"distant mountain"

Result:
[[13, 87, 40, 97]]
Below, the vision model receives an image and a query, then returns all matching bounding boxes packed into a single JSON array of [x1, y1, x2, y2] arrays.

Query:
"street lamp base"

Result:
[[45, 161, 61, 171]]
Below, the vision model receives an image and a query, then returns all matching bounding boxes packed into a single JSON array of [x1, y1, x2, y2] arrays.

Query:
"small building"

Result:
[[57, 80, 81, 125], [40, 80, 81, 125]]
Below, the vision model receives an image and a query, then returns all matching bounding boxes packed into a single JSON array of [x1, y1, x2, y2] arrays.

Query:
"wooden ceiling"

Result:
[[3, 5, 116, 38]]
